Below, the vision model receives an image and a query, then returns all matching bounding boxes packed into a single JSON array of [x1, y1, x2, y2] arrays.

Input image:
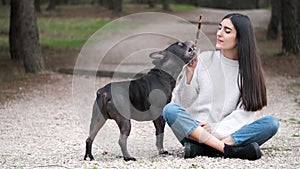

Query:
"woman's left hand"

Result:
[[185, 57, 198, 84], [199, 122, 211, 133]]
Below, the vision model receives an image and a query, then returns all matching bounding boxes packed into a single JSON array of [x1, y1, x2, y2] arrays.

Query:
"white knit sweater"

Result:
[[171, 50, 255, 139]]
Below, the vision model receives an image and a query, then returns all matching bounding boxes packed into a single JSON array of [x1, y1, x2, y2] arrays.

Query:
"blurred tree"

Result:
[[281, 0, 300, 54], [9, 0, 22, 60], [191, 0, 201, 6], [148, 0, 156, 8], [97, 0, 122, 14], [162, 0, 171, 11], [9, 0, 44, 73], [94, 0, 108, 7], [112, 0, 123, 14], [46, 0, 57, 11], [130, 0, 171, 11], [267, 0, 281, 40], [35, 0, 42, 13], [1, 0, 6, 5], [255, 0, 259, 8]]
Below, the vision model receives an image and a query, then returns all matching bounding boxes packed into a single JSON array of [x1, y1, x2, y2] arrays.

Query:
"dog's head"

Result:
[[149, 41, 198, 78], [150, 41, 198, 66]]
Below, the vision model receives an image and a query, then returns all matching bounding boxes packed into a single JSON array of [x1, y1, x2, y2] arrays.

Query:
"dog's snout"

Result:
[[189, 47, 195, 54], [187, 47, 197, 56]]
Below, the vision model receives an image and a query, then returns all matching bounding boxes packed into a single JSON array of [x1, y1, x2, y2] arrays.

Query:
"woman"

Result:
[[162, 13, 279, 160]]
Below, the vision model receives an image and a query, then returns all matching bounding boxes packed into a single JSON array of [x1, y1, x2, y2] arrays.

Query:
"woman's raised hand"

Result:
[[185, 57, 198, 85]]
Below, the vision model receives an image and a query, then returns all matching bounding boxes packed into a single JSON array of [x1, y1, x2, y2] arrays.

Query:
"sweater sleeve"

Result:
[[211, 107, 255, 139]]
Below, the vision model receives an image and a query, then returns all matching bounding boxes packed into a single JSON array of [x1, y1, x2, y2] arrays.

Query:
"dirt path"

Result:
[[0, 72, 299, 168]]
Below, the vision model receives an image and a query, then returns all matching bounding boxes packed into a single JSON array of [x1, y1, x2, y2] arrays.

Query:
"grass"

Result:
[[279, 118, 300, 126], [91, 166, 99, 169], [288, 118, 300, 125], [38, 18, 110, 48], [169, 3, 198, 11]]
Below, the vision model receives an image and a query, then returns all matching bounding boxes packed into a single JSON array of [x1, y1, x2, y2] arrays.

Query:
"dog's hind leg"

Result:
[[153, 115, 168, 155], [84, 101, 107, 161], [116, 118, 136, 161]]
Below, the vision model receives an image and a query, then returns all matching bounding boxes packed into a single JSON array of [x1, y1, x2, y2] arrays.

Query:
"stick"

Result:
[[194, 15, 203, 47]]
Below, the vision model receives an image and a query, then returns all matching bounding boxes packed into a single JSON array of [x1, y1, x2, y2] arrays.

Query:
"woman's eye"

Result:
[[225, 29, 231, 34]]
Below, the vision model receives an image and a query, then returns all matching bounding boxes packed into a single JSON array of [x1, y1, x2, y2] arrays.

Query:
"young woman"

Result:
[[162, 13, 279, 160]]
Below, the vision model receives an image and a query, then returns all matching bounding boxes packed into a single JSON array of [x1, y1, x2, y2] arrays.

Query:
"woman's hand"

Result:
[[185, 57, 198, 85], [199, 121, 211, 133]]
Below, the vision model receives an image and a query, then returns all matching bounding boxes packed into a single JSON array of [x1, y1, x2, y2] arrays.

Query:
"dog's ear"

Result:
[[149, 51, 165, 60], [150, 51, 166, 66]]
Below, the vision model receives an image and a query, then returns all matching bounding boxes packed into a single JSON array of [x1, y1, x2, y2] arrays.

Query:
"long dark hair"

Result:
[[222, 13, 267, 111]]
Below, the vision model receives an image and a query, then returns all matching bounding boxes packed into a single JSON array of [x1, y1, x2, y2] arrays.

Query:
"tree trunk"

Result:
[[148, 0, 156, 8], [96, 0, 104, 5], [107, 0, 114, 10], [35, 0, 41, 13], [9, 0, 44, 73], [9, 0, 22, 60], [162, 0, 171, 11], [267, 0, 281, 40], [63, 0, 69, 4], [46, 0, 57, 11], [111, 0, 122, 14], [1, 0, 6, 5], [255, 0, 259, 8], [298, 0, 300, 25], [281, 0, 300, 54], [192, 0, 202, 6]]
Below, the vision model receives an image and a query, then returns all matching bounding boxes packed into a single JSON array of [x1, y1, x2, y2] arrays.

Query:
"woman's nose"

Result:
[[217, 29, 222, 37]]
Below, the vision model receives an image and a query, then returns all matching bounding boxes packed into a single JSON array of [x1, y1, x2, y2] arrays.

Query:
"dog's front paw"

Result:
[[124, 156, 137, 161], [84, 154, 94, 161]]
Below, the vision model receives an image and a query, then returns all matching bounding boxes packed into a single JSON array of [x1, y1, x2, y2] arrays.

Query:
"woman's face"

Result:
[[216, 18, 238, 51]]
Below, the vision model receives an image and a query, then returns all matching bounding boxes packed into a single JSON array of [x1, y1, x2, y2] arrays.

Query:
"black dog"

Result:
[[84, 41, 198, 161]]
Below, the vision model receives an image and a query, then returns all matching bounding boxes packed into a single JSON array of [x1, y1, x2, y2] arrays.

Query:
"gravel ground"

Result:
[[0, 72, 299, 169]]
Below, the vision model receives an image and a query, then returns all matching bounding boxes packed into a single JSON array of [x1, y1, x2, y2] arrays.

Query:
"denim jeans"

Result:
[[163, 103, 279, 146]]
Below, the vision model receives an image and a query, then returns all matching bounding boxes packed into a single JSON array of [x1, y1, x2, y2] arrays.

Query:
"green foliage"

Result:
[[0, 6, 110, 49], [91, 166, 99, 169], [279, 118, 300, 125], [170, 4, 198, 11], [38, 18, 110, 48], [0, 7, 10, 48], [288, 118, 300, 125]]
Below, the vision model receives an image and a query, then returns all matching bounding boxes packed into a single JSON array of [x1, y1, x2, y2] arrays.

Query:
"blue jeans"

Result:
[[163, 103, 279, 146]]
